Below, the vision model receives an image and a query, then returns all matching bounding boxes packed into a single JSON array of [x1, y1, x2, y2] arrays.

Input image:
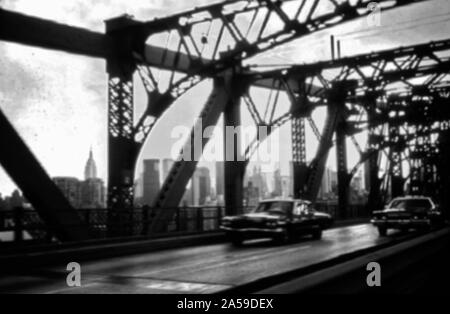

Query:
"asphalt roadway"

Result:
[[0, 223, 411, 294]]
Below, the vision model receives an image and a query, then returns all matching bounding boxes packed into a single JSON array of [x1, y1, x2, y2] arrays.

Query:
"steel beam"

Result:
[[105, 18, 140, 236], [149, 71, 236, 234], [388, 124, 404, 198], [438, 129, 450, 219], [305, 105, 340, 203], [291, 116, 308, 198], [365, 97, 383, 212], [0, 109, 89, 241], [335, 104, 349, 220], [224, 81, 246, 216], [0, 8, 199, 73]]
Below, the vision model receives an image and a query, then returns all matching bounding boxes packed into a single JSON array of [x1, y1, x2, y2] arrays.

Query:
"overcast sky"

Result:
[[0, 0, 449, 196]]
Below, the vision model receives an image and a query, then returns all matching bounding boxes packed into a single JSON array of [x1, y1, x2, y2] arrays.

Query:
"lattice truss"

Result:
[[130, 0, 424, 144], [373, 93, 450, 197], [238, 38, 450, 180]]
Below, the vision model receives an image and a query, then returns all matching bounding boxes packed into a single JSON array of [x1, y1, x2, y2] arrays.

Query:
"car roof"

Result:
[[391, 195, 432, 200], [259, 198, 311, 204]]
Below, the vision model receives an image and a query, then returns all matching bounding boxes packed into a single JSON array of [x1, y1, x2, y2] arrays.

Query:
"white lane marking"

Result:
[[143, 279, 230, 293]]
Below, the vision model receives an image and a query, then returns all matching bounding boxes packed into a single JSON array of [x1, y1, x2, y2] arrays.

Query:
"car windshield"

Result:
[[253, 201, 293, 216], [389, 199, 432, 211]]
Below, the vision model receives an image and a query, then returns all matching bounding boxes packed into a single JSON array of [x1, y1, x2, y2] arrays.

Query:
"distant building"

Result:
[[244, 181, 259, 207], [84, 148, 97, 180], [272, 168, 283, 197], [281, 175, 292, 197], [80, 178, 105, 208], [134, 173, 144, 206], [215, 161, 224, 197], [0, 190, 27, 211], [80, 149, 106, 208], [53, 177, 81, 208], [191, 167, 211, 205], [318, 168, 338, 200], [143, 159, 161, 206], [351, 170, 364, 193], [181, 184, 194, 207], [248, 166, 268, 199], [162, 158, 174, 181]]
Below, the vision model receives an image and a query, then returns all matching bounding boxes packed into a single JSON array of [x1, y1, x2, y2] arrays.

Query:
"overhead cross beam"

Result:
[[131, 0, 429, 144]]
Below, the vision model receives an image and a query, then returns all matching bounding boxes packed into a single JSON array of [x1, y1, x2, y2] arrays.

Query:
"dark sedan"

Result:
[[220, 199, 333, 245], [371, 196, 444, 236]]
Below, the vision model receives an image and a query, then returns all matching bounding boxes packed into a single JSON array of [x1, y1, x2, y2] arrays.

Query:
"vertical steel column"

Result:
[[330, 83, 351, 220], [388, 122, 404, 198], [366, 95, 382, 212], [438, 128, 450, 220], [305, 105, 340, 203], [291, 116, 308, 198], [224, 79, 246, 215], [105, 17, 139, 236], [336, 116, 349, 220]]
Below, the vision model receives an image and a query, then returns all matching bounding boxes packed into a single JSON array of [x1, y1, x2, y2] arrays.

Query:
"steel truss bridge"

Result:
[[1, 0, 450, 242]]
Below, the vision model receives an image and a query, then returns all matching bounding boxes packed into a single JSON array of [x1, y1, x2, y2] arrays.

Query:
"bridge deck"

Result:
[[0, 223, 415, 294]]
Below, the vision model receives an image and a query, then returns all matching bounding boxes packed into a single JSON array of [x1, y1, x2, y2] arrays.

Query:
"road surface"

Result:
[[0, 223, 411, 294]]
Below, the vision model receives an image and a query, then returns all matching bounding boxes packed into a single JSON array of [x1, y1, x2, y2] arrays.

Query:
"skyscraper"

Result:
[[215, 161, 224, 197], [143, 159, 161, 206], [80, 178, 105, 208], [80, 149, 105, 208], [250, 166, 268, 199], [191, 167, 211, 205], [272, 168, 283, 197], [84, 148, 97, 180]]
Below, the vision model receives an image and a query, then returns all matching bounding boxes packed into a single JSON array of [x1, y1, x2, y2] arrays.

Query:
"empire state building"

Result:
[[84, 148, 98, 180]]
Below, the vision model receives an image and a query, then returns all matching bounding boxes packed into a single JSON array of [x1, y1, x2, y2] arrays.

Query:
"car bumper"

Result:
[[220, 226, 285, 238], [371, 218, 431, 228]]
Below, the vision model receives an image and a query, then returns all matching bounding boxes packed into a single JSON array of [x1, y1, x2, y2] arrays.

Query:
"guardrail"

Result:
[[0, 203, 370, 244]]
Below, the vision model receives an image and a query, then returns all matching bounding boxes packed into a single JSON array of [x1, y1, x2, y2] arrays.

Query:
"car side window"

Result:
[[293, 203, 304, 216], [294, 203, 309, 216]]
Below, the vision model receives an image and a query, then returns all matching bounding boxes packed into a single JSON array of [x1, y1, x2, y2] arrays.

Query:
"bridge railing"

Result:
[[0, 203, 369, 244], [314, 202, 371, 220]]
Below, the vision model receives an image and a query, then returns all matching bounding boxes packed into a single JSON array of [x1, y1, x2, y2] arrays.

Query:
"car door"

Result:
[[292, 202, 312, 234]]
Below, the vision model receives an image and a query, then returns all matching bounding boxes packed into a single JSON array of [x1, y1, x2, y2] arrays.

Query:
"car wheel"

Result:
[[378, 226, 387, 237], [312, 228, 322, 240], [274, 229, 290, 244], [230, 235, 243, 246]]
